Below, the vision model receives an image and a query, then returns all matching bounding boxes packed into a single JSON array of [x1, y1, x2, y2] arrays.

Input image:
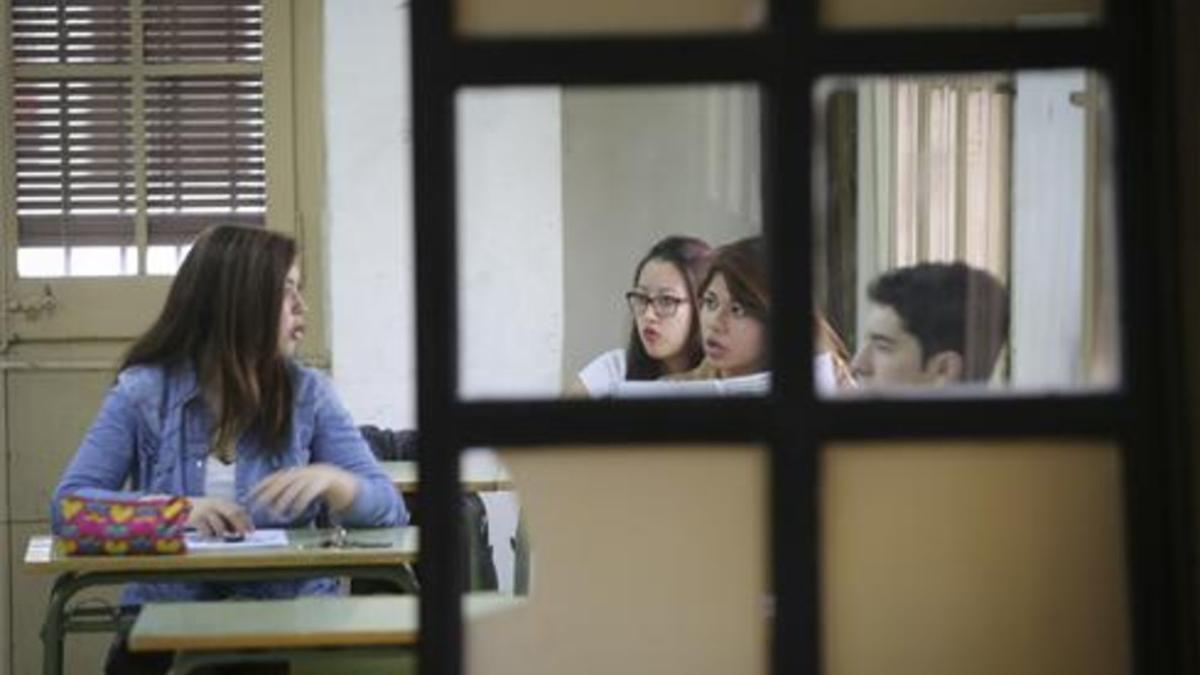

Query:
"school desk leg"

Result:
[[40, 573, 74, 675], [513, 512, 530, 596]]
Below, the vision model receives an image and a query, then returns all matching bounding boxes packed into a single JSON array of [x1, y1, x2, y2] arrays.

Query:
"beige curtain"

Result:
[[855, 76, 1013, 367], [887, 76, 1012, 280]]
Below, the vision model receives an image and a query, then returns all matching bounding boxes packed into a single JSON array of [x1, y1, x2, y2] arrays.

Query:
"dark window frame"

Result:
[[409, 1, 1196, 674]]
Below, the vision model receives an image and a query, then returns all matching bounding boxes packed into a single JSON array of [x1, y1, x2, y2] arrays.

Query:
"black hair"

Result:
[[625, 235, 712, 380], [867, 262, 1010, 381]]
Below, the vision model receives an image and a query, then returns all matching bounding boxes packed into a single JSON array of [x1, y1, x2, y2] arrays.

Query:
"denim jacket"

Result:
[[52, 360, 408, 605]]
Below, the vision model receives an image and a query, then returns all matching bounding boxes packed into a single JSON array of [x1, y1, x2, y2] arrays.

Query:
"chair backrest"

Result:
[[359, 425, 420, 461], [357, 425, 500, 592]]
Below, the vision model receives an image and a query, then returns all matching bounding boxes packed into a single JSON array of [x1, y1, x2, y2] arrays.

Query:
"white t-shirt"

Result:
[[204, 455, 237, 501], [576, 348, 627, 397], [814, 352, 840, 394], [580, 350, 843, 398], [614, 372, 771, 398]]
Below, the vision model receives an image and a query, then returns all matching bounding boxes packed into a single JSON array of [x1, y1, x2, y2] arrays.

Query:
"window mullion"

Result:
[[131, 0, 148, 275], [1, 0, 15, 349]]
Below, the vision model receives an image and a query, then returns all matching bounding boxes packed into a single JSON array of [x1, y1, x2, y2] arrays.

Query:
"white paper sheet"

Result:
[[612, 372, 771, 398], [184, 528, 289, 551]]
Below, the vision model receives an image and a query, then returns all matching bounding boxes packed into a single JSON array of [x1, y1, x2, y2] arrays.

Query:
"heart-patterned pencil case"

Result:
[[57, 495, 191, 555]]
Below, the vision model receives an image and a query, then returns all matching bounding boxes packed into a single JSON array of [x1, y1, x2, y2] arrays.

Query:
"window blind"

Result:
[[11, 0, 131, 65], [143, 0, 262, 64], [9, 0, 266, 258], [146, 75, 264, 244], [14, 79, 136, 246]]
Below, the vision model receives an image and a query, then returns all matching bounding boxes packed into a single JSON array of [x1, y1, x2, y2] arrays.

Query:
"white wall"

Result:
[[457, 90, 565, 400], [325, 0, 415, 428], [1010, 69, 1088, 388], [321, 5, 759, 590], [325, 3, 565, 408], [323, 1, 558, 590], [324, 11, 762, 403], [561, 86, 762, 381]]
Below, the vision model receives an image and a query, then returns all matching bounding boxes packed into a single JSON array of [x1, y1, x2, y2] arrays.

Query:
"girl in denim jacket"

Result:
[[53, 225, 407, 674]]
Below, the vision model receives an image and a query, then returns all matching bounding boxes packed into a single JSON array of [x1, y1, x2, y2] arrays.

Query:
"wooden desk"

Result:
[[128, 594, 521, 675], [25, 527, 418, 675], [129, 594, 519, 651], [24, 527, 417, 574], [382, 455, 515, 494]]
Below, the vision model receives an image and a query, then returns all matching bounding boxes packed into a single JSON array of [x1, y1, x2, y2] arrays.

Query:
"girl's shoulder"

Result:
[[581, 348, 627, 373], [286, 360, 334, 405], [111, 363, 180, 426], [113, 363, 168, 399], [577, 348, 627, 395]]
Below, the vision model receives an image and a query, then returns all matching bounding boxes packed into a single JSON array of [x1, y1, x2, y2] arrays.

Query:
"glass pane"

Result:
[[457, 0, 763, 36], [66, 245, 135, 276], [146, 244, 188, 275], [466, 444, 768, 675], [821, 439, 1129, 675], [821, 0, 1100, 29], [457, 86, 767, 400], [16, 247, 66, 278], [814, 70, 1119, 395]]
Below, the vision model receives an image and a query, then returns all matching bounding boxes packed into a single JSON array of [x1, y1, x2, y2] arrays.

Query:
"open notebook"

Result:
[[184, 529, 289, 551], [608, 353, 840, 398], [614, 372, 771, 398]]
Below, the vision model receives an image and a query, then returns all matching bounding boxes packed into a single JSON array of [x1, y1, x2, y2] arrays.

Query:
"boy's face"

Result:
[[851, 302, 940, 388]]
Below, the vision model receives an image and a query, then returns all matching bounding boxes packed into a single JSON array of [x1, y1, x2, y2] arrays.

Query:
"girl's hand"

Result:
[[249, 464, 360, 519], [187, 497, 254, 537]]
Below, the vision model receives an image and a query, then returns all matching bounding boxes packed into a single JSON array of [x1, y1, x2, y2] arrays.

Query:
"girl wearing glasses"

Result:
[[52, 225, 406, 675], [690, 236, 770, 378], [680, 236, 854, 389], [572, 235, 713, 396]]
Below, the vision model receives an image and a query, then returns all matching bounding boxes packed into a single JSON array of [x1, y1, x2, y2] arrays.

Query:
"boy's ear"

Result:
[[925, 350, 964, 385]]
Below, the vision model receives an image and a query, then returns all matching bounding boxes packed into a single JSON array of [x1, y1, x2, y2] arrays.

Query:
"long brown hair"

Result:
[[625, 235, 712, 380], [699, 236, 770, 321], [690, 236, 770, 377], [685, 237, 856, 387], [121, 225, 297, 454], [814, 312, 854, 389]]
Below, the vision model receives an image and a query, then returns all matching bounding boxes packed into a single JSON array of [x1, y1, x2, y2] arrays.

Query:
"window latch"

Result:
[[6, 285, 57, 320]]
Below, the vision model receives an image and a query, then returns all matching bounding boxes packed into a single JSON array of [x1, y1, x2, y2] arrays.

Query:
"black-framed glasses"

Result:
[[625, 291, 688, 318]]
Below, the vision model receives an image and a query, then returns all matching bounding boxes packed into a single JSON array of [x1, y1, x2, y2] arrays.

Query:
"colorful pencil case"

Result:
[[57, 495, 191, 555]]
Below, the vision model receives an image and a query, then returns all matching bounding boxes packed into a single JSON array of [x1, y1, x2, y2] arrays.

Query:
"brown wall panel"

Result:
[[822, 440, 1129, 675], [8, 371, 115, 522], [467, 445, 768, 675]]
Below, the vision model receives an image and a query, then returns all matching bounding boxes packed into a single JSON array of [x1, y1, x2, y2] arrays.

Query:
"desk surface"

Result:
[[129, 594, 522, 651], [23, 527, 418, 574], [382, 455, 514, 493]]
